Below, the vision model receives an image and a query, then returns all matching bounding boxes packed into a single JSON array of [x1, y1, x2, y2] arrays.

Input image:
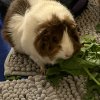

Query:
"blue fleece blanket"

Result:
[[0, 15, 10, 81]]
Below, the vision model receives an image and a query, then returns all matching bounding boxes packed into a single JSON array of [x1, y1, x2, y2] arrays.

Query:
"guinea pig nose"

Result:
[[65, 54, 71, 58]]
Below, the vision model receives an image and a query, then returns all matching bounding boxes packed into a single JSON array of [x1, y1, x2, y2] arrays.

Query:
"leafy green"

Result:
[[59, 56, 98, 76], [46, 34, 100, 99], [84, 80, 100, 100], [46, 34, 100, 83], [46, 75, 62, 87]]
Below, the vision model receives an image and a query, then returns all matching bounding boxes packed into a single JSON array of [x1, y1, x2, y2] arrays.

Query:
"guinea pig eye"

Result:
[[41, 42, 46, 49], [52, 36, 58, 43], [42, 36, 48, 41]]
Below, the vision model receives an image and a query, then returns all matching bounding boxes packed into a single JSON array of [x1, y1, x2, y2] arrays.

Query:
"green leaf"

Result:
[[46, 65, 61, 76], [46, 75, 62, 86], [61, 69, 87, 76], [84, 80, 100, 100], [81, 34, 96, 43], [59, 56, 98, 70], [84, 68, 100, 86]]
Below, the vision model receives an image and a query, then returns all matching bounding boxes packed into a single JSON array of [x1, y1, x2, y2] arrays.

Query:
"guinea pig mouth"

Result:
[[65, 55, 72, 59], [73, 42, 82, 55]]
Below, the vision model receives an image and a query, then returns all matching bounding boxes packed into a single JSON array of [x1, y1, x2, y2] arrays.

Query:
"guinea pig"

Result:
[[2, 0, 82, 74]]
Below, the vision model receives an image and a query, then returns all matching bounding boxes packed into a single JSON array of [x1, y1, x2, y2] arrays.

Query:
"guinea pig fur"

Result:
[[99, 0, 100, 5], [3, 0, 82, 73]]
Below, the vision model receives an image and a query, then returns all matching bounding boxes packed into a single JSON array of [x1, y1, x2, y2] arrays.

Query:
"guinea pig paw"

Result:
[[40, 66, 46, 75]]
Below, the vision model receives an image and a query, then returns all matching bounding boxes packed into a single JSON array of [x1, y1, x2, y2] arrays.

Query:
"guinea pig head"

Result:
[[34, 15, 81, 63]]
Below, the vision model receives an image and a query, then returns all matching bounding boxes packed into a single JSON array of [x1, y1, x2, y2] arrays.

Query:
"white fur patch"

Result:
[[9, 14, 24, 53], [55, 30, 74, 61]]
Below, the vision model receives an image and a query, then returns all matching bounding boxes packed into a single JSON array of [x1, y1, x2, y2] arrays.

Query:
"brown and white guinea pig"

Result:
[[3, 0, 82, 73]]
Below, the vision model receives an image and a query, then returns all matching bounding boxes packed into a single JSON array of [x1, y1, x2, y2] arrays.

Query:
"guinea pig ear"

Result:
[[65, 19, 77, 29], [64, 16, 82, 53], [64, 17, 80, 42]]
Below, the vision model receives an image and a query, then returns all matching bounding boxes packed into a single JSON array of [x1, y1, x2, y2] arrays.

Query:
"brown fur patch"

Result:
[[34, 15, 82, 59], [2, 0, 30, 47], [66, 19, 82, 53], [99, 0, 100, 5], [61, 16, 82, 53], [34, 15, 66, 59]]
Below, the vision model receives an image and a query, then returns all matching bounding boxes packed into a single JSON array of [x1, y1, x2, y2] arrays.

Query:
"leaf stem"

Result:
[[83, 67, 100, 86]]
